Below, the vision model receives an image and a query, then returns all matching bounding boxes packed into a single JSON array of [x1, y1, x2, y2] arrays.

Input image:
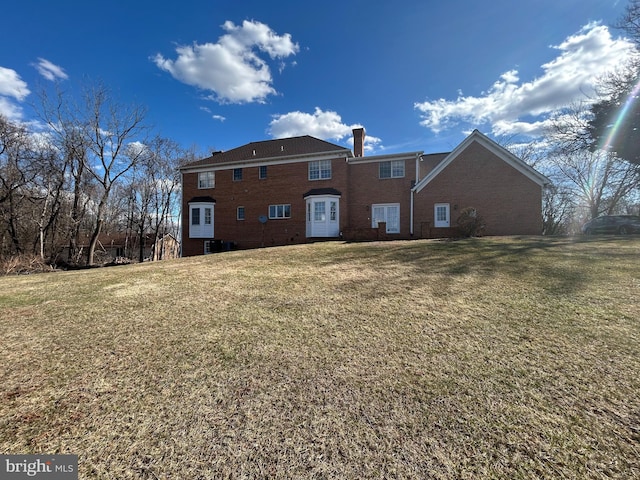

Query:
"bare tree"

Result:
[[0, 115, 39, 255], [79, 84, 148, 265], [36, 86, 97, 263], [146, 137, 185, 260], [545, 103, 640, 221], [616, 0, 640, 45]]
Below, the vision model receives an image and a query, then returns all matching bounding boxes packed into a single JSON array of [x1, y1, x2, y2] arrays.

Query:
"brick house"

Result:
[[180, 128, 549, 256]]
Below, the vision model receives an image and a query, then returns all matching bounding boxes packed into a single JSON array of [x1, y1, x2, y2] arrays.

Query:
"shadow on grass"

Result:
[[323, 236, 640, 297]]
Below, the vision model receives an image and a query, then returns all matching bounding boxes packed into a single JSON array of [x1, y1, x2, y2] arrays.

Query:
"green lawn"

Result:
[[1, 237, 639, 479]]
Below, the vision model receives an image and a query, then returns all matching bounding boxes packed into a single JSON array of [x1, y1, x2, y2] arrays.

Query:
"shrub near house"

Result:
[[180, 129, 550, 256]]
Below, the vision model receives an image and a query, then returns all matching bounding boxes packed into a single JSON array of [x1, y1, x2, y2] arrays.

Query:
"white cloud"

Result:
[[0, 66, 30, 120], [126, 141, 148, 158], [414, 23, 638, 138], [0, 66, 30, 100], [268, 107, 382, 152], [33, 58, 68, 81], [153, 20, 299, 104], [0, 96, 24, 121], [199, 106, 225, 121]]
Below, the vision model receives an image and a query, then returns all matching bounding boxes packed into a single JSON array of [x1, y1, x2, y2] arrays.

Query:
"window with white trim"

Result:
[[379, 160, 405, 178], [237, 206, 245, 220], [259, 165, 267, 179], [314, 202, 326, 222], [233, 168, 243, 181], [371, 203, 400, 233], [309, 160, 331, 180], [269, 204, 291, 219], [198, 171, 215, 189]]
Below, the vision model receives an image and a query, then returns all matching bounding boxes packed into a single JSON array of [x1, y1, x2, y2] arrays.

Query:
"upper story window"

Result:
[[309, 160, 331, 180], [233, 168, 243, 181], [379, 160, 405, 179], [198, 171, 215, 189], [259, 165, 267, 179], [237, 206, 245, 220]]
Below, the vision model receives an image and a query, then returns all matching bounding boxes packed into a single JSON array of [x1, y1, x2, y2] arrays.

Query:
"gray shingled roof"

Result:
[[181, 135, 351, 169]]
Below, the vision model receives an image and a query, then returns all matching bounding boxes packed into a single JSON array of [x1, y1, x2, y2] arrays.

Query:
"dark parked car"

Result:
[[582, 215, 640, 235]]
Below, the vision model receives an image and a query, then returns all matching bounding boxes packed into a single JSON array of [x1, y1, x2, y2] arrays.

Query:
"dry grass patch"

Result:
[[1, 237, 639, 479]]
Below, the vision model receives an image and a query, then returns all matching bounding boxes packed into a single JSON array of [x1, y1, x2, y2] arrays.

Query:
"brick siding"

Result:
[[414, 141, 543, 238]]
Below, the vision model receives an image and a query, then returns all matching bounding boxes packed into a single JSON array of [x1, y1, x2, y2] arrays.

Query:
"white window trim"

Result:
[[269, 204, 291, 219], [308, 160, 332, 180], [198, 171, 215, 189], [371, 203, 400, 233], [237, 206, 245, 220], [379, 160, 405, 179], [189, 202, 215, 238]]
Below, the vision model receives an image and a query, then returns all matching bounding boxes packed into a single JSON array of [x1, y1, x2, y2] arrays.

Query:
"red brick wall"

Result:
[[346, 160, 413, 239], [181, 156, 349, 255], [414, 141, 543, 238], [181, 141, 544, 255]]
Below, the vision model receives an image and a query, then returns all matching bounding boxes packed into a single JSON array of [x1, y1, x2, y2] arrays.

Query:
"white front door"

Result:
[[434, 203, 450, 228], [306, 196, 340, 237]]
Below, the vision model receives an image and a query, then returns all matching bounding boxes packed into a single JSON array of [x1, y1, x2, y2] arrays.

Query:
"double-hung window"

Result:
[[314, 202, 326, 222], [309, 160, 331, 180], [233, 168, 243, 181], [379, 160, 405, 179], [198, 171, 215, 189], [191, 208, 200, 225], [259, 165, 267, 179]]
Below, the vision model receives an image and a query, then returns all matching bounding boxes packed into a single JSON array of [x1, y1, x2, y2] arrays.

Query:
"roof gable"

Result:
[[412, 130, 550, 193], [181, 135, 351, 170]]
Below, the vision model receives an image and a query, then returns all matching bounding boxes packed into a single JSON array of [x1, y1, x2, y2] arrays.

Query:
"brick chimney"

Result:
[[352, 127, 365, 157]]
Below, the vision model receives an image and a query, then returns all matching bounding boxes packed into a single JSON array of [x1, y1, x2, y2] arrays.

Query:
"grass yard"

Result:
[[1, 236, 639, 479]]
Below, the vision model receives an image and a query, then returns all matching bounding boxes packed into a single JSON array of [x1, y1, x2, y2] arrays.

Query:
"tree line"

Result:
[[0, 83, 196, 267]]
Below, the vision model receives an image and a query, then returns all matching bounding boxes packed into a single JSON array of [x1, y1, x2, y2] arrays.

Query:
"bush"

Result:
[[457, 207, 486, 237], [0, 254, 56, 275]]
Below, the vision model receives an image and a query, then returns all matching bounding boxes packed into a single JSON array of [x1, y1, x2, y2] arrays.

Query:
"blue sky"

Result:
[[0, 0, 636, 156]]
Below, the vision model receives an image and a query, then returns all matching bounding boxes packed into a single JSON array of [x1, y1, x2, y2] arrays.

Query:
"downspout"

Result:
[[410, 188, 414, 236], [410, 154, 421, 237]]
